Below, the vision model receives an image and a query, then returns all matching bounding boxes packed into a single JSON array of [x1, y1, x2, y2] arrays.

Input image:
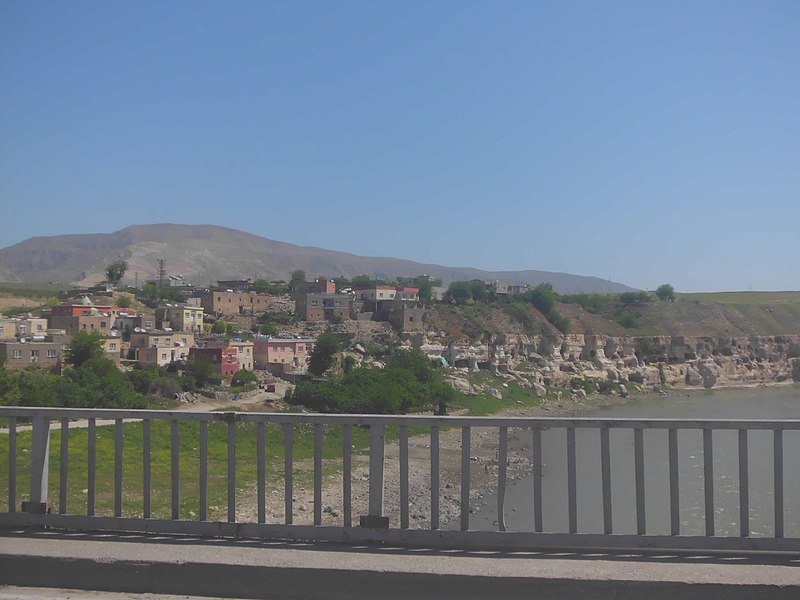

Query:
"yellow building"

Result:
[[167, 304, 204, 333]]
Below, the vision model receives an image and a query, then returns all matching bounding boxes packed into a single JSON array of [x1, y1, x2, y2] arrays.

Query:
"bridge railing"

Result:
[[1, 407, 797, 553]]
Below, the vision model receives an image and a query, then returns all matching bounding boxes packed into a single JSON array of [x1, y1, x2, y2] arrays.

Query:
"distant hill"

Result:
[[0, 224, 636, 294]]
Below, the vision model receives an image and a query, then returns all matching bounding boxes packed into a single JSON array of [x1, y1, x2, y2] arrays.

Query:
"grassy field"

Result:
[[676, 291, 800, 304], [0, 376, 557, 520], [1, 420, 374, 520]]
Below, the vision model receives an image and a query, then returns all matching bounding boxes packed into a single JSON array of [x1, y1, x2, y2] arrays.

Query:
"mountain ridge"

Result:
[[0, 224, 636, 294]]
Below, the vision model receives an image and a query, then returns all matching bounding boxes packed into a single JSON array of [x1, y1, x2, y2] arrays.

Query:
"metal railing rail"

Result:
[[1, 407, 798, 553]]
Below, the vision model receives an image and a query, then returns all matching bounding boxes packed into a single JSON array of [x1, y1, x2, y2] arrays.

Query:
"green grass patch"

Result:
[[449, 375, 551, 416], [0, 419, 373, 520]]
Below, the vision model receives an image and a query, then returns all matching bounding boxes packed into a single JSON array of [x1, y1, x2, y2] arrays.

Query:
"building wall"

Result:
[[112, 315, 155, 333], [135, 345, 190, 367], [296, 293, 351, 321], [201, 291, 272, 317], [166, 305, 204, 332], [388, 306, 427, 332], [189, 347, 239, 379], [16, 318, 48, 338], [295, 280, 336, 296], [0, 341, 62, 371], [0, 318, 14, 340], [253, 338, 311, 372], [49, 315, 112, 336], [103, 337, 123, 364], [204, 340, 254, 370], [128, 331, 194, 348]]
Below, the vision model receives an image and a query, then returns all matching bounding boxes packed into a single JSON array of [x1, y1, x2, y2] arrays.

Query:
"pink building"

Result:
[[253, 337, 312, 373]]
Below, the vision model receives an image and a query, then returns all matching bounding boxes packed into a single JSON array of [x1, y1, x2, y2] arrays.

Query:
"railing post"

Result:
[[23, 416, 51, 515], [360, 423, 388, 528]]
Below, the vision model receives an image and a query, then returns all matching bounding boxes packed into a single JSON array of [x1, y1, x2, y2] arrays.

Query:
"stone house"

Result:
[[128, 331, 195, 367], [352, 286, 425, 331], [203, 338, 255, 371], [189, 346, 239, 380], [296, 293, 351, 322], [0, 317, 48, 340], [0, 340, 63, 371], [49, 314, 112, 336], [253, 337, 312, 373], [155, 304, 204, 333], [201, 291, 272, 317]]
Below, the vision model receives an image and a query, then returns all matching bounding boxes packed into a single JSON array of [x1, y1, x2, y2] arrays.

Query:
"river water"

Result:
[[470, 385, 800, 537]]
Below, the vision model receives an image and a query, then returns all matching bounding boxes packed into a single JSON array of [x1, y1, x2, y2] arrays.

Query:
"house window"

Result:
[[12, 350, 21, 358], [161, 353, 167, 361], [0, 327, 4, 335], [297, 345, 304, 352], [100, 322, 107, 328], [109, 343, 117, 351], [36, 324, 44, 331], [47, 349, 57, 358]]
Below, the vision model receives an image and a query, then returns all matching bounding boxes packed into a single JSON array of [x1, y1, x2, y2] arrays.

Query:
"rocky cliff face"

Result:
[[412, 332, 800, 393]]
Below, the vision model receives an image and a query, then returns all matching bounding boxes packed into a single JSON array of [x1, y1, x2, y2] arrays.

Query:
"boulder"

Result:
[[792, 359, 800, 383], [698, 361, 718, 389], [628, 370, 645, 384], [490, 388, 503, 400], [532, 383, 547, 397], [685, 367, 703, 386], [450, 378, 472, 395]]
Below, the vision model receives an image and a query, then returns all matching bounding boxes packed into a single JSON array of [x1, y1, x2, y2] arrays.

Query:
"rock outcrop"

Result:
[[415, 332, 800, 393]]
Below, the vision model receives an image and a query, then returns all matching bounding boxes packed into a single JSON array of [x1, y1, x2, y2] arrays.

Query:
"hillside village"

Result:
[[0, 273, 439, 380], [2, 265, 800, 407]]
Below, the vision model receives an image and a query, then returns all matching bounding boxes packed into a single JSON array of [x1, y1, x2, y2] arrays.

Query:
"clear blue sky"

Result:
[[1, 1, 798, 292]]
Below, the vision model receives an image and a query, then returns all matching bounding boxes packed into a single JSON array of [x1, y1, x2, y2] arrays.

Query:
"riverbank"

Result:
[[234, 387, 655, 528], [242, 381, 799, 529]]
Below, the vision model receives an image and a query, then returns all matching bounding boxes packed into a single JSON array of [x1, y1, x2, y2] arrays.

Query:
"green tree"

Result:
[[351, 274, 374, 289], [333, 277, 351, 292], [524, 283, 557, 313], [386, 348, 433, 383], [618, 312, 640, 329], [656, 283, 676, 302], [184, 356, 221, 387], [105, 259, 128, 285], [64, 330, 105, 368], [257, 322, 278, 336], [620, 291, 652, 306], [290, 270, 306, 289], [115, 295, 132, 308], [308, 332, 341, 376], [64, 357, 145, 408], [414, 276, 441, 304], [445, 281, 472, 304]]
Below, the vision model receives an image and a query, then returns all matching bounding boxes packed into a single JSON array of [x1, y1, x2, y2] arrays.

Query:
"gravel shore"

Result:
[[235, 391, 644, 528]]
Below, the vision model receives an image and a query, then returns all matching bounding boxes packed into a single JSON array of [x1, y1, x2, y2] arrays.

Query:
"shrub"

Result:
[[231, 369, 258, 387], [618, 312, 640, 329], [151, 376, 181, 398]]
